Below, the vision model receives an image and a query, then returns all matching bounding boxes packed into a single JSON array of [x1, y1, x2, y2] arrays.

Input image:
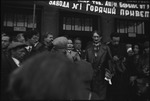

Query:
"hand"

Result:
[[105, 69, 113, 79]]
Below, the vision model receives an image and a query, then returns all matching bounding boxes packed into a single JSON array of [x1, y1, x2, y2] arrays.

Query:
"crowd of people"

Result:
[[1, 30, 149, 100]]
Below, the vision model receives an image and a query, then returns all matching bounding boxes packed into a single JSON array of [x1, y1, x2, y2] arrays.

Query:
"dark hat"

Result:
[[144, 41, 149, 48], [8, 42, 27, 50], [53, 36, 68, 49]]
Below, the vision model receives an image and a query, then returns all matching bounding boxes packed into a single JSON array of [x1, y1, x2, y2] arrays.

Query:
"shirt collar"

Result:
[[12, 57, 20, 67], [34, 42, 39, 47]]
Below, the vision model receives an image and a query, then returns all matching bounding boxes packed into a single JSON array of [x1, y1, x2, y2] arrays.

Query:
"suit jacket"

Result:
[[32, 42, 45, 53], [86, 43, 112, 71], [85, 43, 112, 100], [73, 49, 86, 60], [1, 52, 19, 100], [66, 50, 81, 62], [24, 42, 46, 60]]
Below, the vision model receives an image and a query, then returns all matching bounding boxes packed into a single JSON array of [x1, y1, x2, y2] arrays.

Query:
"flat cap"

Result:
[[8, 42, 27, 50], [53, 36, 68, 49]]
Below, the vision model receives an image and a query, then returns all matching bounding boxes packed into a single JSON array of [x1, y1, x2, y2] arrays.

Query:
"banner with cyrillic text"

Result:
[[48, 1, 149, 19]]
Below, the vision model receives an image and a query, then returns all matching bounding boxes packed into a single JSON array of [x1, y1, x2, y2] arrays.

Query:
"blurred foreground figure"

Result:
[[73, 37, 86, 60], [8, 52, 93, 100]]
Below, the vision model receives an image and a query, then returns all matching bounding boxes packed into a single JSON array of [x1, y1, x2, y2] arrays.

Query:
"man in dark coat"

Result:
[[73, 37, 86, 60], [23, 30, 45, 59], [1, 42, 27, 100], [108, 33, 129, 101], [7, 51, 95, 100], [85, 30, 112, 100]]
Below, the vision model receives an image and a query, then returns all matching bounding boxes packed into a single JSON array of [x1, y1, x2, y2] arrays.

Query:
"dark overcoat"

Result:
[[1, 52, 18, 100], [85, 43, 112, 100]]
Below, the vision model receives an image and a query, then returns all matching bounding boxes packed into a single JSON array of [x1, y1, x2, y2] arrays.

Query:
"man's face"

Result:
[[29, 34, 39, 45], [12, 48, 26, 60], [2, 36, 10, 49], [112, 37, 120, 46], [74, 39, 81, 50], [44, 34, 53, 44], [67, 39, 73, 50], [133, 45, 139, 54], [92, 32, 101, 43], [17, 34, 25, 43]]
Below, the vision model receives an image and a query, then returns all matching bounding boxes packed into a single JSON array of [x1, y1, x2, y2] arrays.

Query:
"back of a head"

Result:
[[8, 52, 81, 100], [53, 36, 68, 50]]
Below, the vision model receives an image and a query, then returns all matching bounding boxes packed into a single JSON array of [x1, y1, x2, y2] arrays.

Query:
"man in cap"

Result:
[[1, 42, 27, 100], [7, 51, 94, 100], [108, 33, 129, 101], [7, 42, 27, 64], [52, 36, 68, 54]]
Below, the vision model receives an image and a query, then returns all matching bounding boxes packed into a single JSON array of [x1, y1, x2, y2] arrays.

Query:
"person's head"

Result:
[[92, 30, 102, 43], [52, 36, 68, 54], [127, 47, 134, 56], [8, 42, 27, 61], [133, 44, 140, 54], [8, 52, 86, 100], [126, 43, 134, 56], [16, 33, 25, 43], [126, 43, 132, 50], [24, 30, 40, 46], [110, 33, 120, 46], [143, 41, 149, 54], [2, 33, 11, 50], [67, 38, 73, 50], [74, 38, 82, 50], [43, 32, 54, 46]]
